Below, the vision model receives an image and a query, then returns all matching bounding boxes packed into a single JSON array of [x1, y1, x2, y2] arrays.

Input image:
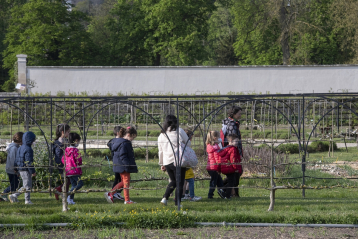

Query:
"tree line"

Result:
[[1, 0, 357, 91]]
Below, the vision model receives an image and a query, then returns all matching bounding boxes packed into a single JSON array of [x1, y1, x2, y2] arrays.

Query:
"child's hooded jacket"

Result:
[[61, 147, 82, 176], [14, 131, 36, 174], [217, 145, 242, 175], [206, 143, 220, 171]]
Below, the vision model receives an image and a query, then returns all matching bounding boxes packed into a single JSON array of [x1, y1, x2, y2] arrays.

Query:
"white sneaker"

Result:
[[160, 198, 167, 206], [113, 193, 124, 201], [124, 200, 136, 204], [8, 195, 18, 203], [25, 201, 33, 205], [67, 196, 75, 205], [190, 196, 202, 202], [182, 194, 190, 200]]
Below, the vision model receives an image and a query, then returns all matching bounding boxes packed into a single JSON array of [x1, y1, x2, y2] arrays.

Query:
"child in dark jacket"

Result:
[[107, 126, 124, 201], [1, 132, 23, 202], [53, 124, 71, 200], [217, 134, 243, 199], [9, 132, 36, 204], [105, 127, 138, 204], [62, 133, 83, 205]]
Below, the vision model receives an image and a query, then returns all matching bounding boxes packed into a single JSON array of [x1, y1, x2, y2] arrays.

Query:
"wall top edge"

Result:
[[26, 65, 358, 69]]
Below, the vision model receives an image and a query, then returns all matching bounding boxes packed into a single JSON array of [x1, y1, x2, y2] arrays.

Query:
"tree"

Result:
[[2, 0, 97, 82]]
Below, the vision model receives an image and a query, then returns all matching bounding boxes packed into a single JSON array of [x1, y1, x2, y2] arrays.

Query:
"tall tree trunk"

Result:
[[280, 0, 290, 65]]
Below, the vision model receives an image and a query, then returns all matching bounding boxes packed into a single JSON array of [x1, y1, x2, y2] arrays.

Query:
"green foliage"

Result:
[[276, 143, 299, 154], [1, 131, 10, 135], [86, 149, 103, 158], [0, 151, 7, 164], [3, 0, 97, 77], [310, 141, 338, 152], [148, 130, 161, 137]]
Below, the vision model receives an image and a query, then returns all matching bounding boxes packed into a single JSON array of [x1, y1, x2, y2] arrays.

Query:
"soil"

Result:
[[1, 226, 358, 239]]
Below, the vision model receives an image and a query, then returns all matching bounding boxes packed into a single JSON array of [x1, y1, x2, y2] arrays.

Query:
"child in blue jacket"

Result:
[[9, 132, 36, 204]]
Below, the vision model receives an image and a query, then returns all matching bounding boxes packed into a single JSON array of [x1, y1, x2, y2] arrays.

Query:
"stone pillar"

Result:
[[16, 54, 27, 92]]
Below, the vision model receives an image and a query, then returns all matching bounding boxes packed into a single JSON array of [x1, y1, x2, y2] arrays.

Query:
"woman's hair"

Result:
[[68, 133, 81, 146], [55, 123, 71, 140], [206, 131, 220, 145], [184, 129, 193, 138], [113, 126, 122, 136], [119, 126, 137, 137], [13, 132, 24, 144], [226, 134, 238, 142], [228, 106, 243, 118], [162, 115, 178, 133]]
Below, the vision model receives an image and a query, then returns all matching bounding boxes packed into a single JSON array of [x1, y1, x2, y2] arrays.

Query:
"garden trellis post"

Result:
[[268, 97, 276, 211]]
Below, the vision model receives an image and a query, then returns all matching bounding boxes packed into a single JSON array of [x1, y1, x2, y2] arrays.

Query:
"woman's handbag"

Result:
[[174, 143, 198, 167]]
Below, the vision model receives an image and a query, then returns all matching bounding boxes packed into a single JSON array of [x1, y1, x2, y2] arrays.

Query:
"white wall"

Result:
[[26, 65, 358, 95]]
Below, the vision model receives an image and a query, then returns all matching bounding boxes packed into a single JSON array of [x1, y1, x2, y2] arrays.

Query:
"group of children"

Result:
[[1, 123, 242, 205], [206, 131, 243, 199]]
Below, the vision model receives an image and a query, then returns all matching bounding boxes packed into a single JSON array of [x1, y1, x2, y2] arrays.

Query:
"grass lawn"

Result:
[[1, 149, 358, 229]]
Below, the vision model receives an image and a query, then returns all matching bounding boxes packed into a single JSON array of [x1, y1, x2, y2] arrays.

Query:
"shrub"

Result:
[[136, 130, 149, 136], [149, 130, 161, 137], [106, 131, 114, 136], [86, 149, 103, 158], [134, 148, 146, 159], [102, 149, 112, 159], [149, 148, 159, 158], [310, 141, 337, 152], [276, 143, 299, 154], [1, 131, 10, 136], [0, 151, 7, 164], [87, 131, 97, 136]]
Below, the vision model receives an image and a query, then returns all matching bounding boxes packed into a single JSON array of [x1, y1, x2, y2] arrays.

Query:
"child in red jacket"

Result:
[[206, 131, 225, 199], [217, 134, 243, 199], [62, 133, 83, 205]]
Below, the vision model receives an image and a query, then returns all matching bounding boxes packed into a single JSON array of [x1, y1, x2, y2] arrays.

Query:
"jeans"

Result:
[[207, 170, 223, 198], [163, 163, 186, 205], [12, 171, 32, 202], [186, 178, 195, 198], [3, 173, 20, 194], [69, 176, 84, 200]]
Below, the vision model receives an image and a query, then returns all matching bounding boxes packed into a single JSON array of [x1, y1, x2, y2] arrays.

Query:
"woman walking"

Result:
[[158, 115, 190, 206]]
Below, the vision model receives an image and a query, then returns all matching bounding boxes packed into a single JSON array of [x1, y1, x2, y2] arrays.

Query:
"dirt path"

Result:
[[1, 226, 358, 239]]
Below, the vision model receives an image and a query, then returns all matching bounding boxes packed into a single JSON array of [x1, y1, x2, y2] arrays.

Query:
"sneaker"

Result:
[[0, 195, 9, 202], [160, 198, 167, 206], [67, 196, 75, 205], [8, 195, 18, 203], [25, 201, 33, 205], [113, 193, 124, 201], [182, 194, 190, 200], [124, 200, 136, 204], [217, 189, 225, 199], [190, 196, 202, 202], [104, 192, 113, 204]]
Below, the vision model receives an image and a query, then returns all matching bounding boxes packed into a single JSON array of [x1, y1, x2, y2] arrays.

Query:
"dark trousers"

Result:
[[233, 172, 242, 196], [69, 176, 84, 200], [112, 173, 123, 193], [3, 173, 20, 194], [224, 173, 236, 198], [163, 163, 186, 205], [207, 170, 223, 198]]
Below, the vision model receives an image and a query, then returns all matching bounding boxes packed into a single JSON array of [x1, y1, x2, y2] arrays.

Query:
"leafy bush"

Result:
[[276, 143, 299, 154], [137, 130, 149, 136], [310, 141, 337, 152], [87, 131, 97, 136], [106, 131, 114, 136], [149, 148, 159, 158], [0, 151, 7, 164], [1, 131, 10, 135], [134, 148, 146, 158], [102, 149, 112, 159], [86, 149, 103, 158], [149, 130, 161, 137]]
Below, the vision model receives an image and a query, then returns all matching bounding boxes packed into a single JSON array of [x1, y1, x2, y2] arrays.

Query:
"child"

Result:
[[9, 131, 36, 204], [182, 168, 202, 201], [107, 126, 124, 201], [53, 124, 71, 200], [182, 129, 201, 202], [105, 127, 138, 204], [1, 132, 23, 202], [62, 133, 83, 205], [217, 134, 243, 199], [206, 131, 224, 199]]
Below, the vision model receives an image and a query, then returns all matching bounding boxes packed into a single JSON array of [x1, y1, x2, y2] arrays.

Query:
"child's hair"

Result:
[[56, 123, 71, 140], [13, 132, 24, 144], [68, 133, 81, 146], [113, 126, 123, 136], [228, 106, 243, 118], [119, 126, 137, 137], [226, 134, 239, 142], [184, 129, 193, 138], [206, 131, 220, 145]]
